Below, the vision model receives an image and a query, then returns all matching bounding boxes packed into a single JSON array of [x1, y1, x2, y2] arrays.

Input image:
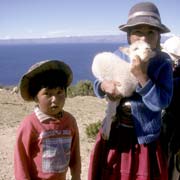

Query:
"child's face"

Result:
[[129, 25, 159, 50], [35, 87, 66, 118]]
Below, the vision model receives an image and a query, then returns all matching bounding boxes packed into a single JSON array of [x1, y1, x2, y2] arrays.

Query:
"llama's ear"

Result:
[[119, 47, 130, 56]]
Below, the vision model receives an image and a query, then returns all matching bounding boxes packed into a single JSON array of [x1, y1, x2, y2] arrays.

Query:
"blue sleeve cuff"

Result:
[[93, 79, 105, 98], [136, 79, 153, 96]]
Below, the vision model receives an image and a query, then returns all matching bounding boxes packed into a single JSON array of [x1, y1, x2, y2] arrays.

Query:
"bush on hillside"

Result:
[[85, 121, 101, 139], [67, 80, 95, 97]]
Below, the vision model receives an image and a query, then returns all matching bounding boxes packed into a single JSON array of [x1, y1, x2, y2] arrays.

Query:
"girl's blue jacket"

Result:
[[94, 49, 173, 144]]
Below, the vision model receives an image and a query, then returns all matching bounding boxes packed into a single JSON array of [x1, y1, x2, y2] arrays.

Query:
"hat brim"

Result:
[[119, 16, 170, 34], [19, 60, 73, 101]]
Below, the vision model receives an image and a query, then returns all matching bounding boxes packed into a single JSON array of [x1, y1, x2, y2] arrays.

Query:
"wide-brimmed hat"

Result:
[[119, 2, 170, 33], [19, 60, 73, 101], [163, 36, 180, 56]]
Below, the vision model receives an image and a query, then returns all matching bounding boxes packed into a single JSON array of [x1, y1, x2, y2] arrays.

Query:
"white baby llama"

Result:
[[92, 40, 155, 140]]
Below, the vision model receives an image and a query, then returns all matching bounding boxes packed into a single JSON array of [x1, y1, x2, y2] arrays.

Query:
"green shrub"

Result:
[[86, 121, 101, 139], [67, 80, 95, 97]]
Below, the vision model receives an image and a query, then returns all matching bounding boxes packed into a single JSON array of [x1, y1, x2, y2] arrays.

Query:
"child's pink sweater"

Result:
[[14, 109, 81, 180]]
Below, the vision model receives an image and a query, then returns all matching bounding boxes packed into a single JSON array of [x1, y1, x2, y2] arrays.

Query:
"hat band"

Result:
[[128, 11, 161, 21]]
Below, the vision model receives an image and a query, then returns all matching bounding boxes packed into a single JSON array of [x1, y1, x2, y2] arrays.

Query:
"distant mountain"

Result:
[[0, 34, 172, 45]]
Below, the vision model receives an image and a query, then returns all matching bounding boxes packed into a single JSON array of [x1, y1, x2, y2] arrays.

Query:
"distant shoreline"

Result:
[[0, 34, 171, 45], [0, 35, 126, 45]]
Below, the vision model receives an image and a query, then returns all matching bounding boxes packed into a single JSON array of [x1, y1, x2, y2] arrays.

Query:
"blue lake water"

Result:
[[0, 43, 124, 86]]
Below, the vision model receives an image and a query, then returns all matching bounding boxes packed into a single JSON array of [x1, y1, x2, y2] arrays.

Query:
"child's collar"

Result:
[[34, 106, 63, 122]]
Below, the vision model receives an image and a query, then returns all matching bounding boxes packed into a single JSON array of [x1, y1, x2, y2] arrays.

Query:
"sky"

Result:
[[0, 0, 179, 39]]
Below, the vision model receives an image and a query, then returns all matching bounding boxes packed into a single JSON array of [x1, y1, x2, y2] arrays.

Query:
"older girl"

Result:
[[88, 2, 173, 180]]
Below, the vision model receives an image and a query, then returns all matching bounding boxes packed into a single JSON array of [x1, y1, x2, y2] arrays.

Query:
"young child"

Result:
[[14, 60, 81, 180], [88, 2, 173, 180]]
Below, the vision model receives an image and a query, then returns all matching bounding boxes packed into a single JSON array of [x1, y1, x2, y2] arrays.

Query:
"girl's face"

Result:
[[35, 87, 66, 118], [129, 25, 160, 50]]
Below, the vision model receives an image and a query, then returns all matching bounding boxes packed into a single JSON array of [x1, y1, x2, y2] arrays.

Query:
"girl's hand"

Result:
[[100, 80, 122, 101], [130, 55, 149, 87]]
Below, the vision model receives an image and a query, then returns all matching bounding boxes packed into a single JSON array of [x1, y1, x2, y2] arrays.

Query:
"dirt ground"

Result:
[[0, 88, 106, 180]]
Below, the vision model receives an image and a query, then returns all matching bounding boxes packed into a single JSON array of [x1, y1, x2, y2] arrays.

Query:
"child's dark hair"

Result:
[[28, 69, 68, 99]]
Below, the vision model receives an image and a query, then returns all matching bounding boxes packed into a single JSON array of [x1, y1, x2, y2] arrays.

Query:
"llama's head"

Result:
[[120, 40, 155, 62]]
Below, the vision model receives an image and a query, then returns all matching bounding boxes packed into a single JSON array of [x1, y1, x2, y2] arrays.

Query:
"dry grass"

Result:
[[0, 88, 106, 180]]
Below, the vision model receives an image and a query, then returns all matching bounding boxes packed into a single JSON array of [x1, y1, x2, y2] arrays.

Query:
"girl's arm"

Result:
[[136, 56, 173, 111], [94, 79, 122, 100]]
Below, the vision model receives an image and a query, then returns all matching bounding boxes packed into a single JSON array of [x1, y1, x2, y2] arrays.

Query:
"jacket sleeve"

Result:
[[14, 118, 34, 180], [93, 79, 105, 98], [69, 117, 81, 180], [136, 56, 173, 112]]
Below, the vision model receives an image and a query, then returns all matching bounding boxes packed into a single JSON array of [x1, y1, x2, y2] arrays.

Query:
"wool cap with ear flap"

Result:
[[19, 60, 73, 101], [119, 2, 170, 34], [163, 36, 180, 56]]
